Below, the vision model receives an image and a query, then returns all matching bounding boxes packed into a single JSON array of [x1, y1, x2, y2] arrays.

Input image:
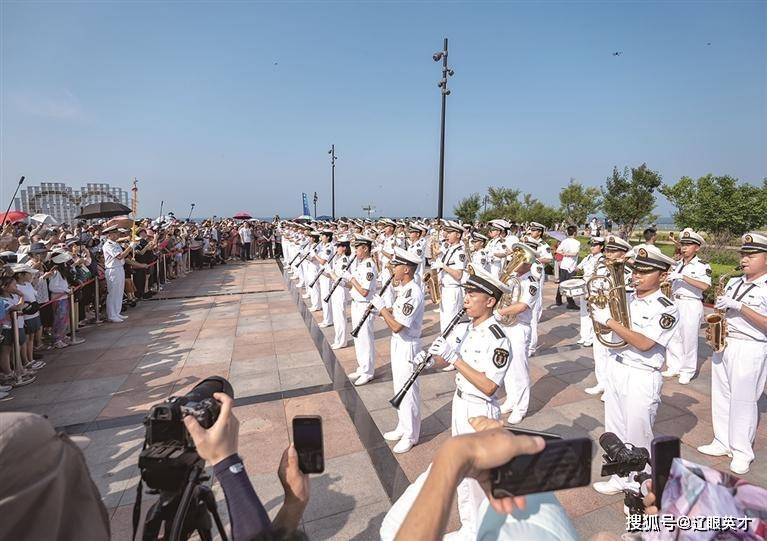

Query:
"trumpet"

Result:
[[585, 259, 631, 348]]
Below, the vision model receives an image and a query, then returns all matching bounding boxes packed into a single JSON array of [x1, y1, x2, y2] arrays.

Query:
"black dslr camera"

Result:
[[136, 376, 233, 541], [599, 432, 650, 515]]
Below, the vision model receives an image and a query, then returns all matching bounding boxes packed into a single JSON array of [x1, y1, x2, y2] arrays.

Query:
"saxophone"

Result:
[[705, 273, 732, 353]]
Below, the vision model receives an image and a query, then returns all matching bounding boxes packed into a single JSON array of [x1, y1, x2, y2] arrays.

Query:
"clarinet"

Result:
[[309, 252, 336, 289], [389, 308, 466, 409], [293, 248, 313, 268], [324, 254, 357, 303], [287, 242, 306, 266], [351, 274, 394, 338]]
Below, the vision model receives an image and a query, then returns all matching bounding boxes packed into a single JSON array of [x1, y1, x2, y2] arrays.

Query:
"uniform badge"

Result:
[[529, 285, 538, 296], [459, 253, 466, 262], [659, 313, 676, 330], [402, 303, 414, 316], [405, 288, 412, 298], [492, 348, 509, 368], [366, 272, 374, 281], [416, 248, 422, 256], [705, 268, 712, 276]]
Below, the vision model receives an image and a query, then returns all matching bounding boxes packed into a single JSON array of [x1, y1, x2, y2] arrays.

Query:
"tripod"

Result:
[[142, 465, 228, 541]]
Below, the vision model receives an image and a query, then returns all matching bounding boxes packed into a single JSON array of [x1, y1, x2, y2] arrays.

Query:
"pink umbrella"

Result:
[[233, 212, 252, 220], [0, 211, 29, 224]]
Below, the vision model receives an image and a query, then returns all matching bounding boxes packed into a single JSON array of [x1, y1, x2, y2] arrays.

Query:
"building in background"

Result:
[[14, 182, 130, 224]]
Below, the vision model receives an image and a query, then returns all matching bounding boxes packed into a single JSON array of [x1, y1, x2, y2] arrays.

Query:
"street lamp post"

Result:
[[187, 203, 195, 221], [433, 38, 454, 220], [313, 192, 318, 218], [328, 145, 337, 219]]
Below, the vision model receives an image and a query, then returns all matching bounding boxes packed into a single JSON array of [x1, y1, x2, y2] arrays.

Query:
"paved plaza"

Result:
[[2, 259, 765, 540]]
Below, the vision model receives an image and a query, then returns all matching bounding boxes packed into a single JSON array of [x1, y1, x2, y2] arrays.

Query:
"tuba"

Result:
[[494, 243, 538, 326], [585, 259, 631, 348], [705, 272, 732, 353]]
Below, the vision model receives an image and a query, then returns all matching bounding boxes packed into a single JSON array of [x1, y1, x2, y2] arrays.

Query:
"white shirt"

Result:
[[506, 271, 539, 325], [618, 290, 679, 370], [486, 237, 510, 277], [349, 257, 378, 302], [16, 282, 39, 320], [557, 237, 581, 273], [671, 256, 711, 300], [438, 242, 467, 287], [578, 253, 604, 280], [238, 226, 253, 243], [103, 239, 124, 269], [470, 248, 490, 274], [722, 273, 767, 342], [391, 279, 424, 343], [449, 316, 511, 401]]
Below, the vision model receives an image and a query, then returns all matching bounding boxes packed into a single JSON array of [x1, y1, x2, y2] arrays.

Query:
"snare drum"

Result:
[[560, 278, 587, 297]]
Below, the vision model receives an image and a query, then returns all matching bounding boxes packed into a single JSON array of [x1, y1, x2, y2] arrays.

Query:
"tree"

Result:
[[518, 193, 563, 227], [559, 179, 602, 226], [601, 163, 662, 238], [479, 186, 522, 222], [454, 193, 482, 223], [660, 174, 767, 245]]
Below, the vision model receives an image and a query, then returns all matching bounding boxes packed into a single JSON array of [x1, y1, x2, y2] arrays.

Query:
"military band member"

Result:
[[591, 244, 678, 495], [587, 235, 632, 398], [486, 219, 511, 279], [577, 237, 605, 349], [339, 235, 378, 385], [698, 233, 767, 475], [496, 243, 540, 424], [327, 238, 352, 349], [468, 232, 490, 273], [426, 267, 512, 540], [405, 223, 427, 282], [431, 220, 467, 335], [304, 230, 322, 311], [315, 229, 335, 327], [370, 248, 425, 454], [525, 223, 552, 356], [377, 219, 403, 308], [663, 228, 711, 384]]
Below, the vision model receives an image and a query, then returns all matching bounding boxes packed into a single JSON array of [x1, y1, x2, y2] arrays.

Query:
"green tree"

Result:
[[559, 179, 602, 226], [519, 193, 563, 227], [602, 163, 662, 238], [479, 186, 522, 222], [660, 174, 767, 246], [453, 193, 482, 223]]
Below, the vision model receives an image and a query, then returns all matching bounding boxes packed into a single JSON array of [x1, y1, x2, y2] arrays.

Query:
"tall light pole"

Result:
[[328, 145, 337, 219], [433, 38, 454, 219], [187, 203, 195, 221], [313, 191, 318, 218]]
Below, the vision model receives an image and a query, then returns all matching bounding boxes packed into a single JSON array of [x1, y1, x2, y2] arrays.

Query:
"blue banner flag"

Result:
[[302, 193, 310, 216]]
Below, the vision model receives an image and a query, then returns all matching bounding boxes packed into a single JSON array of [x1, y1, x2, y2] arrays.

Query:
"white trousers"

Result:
[[528, 279, 544, 354], [452, 393, 500, 540], [439, 286, 464, 333], [579, 296, 594, 343], [105, 266, 125, 321], [603, 360, 662, 488], [391, 338, 421, 443], [380, 267, 395, 307], [711, 338, 767, 463], [501, 324, 531, 417], [591, 339, 610, 388], [330, 287, 348, 347], [665, 298, 703, 377], [319, 274, 333, 325], [351, 301, 375, 377], [307, 265, 321, 310], [295, 259, 305, 286]]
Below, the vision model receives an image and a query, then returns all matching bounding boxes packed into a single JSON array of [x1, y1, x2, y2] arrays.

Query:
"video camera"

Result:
[[136, 376, 233, 541]]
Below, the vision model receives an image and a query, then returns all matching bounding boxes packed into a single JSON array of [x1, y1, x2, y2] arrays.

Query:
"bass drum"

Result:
[[560, 278, 587, 298]]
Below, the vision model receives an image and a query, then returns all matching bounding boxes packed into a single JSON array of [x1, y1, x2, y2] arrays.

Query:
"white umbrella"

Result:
[[29, 213, 58, 225]]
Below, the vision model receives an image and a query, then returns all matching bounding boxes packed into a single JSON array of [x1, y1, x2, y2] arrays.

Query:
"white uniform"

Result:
[[447, 317, 511, 540], [389, 279, 425, 445], [329, 253, 351, 348], [317, 241, 335, 326], [604, 290, 678, 489], [711, 274, 767, 465], [305, 242, 322, 310], [103, 239, 125, 321], [406, 238, 426, 281], [438, 242, 467, 333], [470, 247, 490, 274], [665, 256, 711, 378], [379, 234, 403, 307], [349, 257, 378, 378], [527, 241, 551, 355], [577, 253, 604, 345], [486, 236, 511, 279], [499, 271, 539, 418]]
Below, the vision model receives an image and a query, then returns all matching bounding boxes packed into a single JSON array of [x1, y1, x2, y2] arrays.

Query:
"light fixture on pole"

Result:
[[187, 203, 195, 221], [313, 192, 318, 218], [328, 145, 337, 219], [433, 38, 454, 219]]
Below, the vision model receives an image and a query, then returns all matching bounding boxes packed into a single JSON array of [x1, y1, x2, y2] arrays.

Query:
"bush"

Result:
[[701, 247, 740, 266]]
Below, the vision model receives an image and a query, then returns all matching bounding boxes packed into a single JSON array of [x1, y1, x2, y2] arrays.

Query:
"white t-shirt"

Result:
[[557, 237, 581, 273]]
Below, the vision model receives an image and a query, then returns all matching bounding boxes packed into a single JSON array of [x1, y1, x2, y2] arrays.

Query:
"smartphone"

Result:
[[491, 437, 592, 498], [650, 436, 680, 509], [292, 415, 324, 474]]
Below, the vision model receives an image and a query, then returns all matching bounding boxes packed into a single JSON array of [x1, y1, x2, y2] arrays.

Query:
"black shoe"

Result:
[[555, 301, 563, 306], [567, 304, 579, 310]]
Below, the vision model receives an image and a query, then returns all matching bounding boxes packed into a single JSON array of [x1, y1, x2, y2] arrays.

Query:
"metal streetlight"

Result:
[[433, 38, 454, 219], [313, 191, 318, 218], [187, 203, 195, 221], [328, 145, 337, 219]]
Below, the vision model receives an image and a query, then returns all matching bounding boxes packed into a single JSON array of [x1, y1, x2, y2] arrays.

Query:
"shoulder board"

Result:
[[489, 324, 506, 340], [405, 287, 412, 298], [657, 297, 673, 307], [366, 261, 372, 268]]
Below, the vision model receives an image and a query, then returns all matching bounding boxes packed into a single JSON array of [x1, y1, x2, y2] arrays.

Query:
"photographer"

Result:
[[182, 393, 310, 540], [381, 416, 582, 541]]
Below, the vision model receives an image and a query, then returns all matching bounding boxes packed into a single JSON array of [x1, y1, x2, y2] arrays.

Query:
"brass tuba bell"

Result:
[[585, 259, 632, 348], [494, 242, 538, 326]]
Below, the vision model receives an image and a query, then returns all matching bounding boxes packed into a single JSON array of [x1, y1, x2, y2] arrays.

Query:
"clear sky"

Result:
[[1, 1, 765, 220]]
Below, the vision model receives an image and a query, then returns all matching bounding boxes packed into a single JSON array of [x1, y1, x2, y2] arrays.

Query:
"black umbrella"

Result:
[[75, 202, 132, 219]]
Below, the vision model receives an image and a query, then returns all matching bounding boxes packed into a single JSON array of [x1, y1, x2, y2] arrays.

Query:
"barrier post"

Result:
[[94, 276, 102, 324], [11, 312, 35, 386], [69, 290, 84, 345], [162, 254, 168, 284]]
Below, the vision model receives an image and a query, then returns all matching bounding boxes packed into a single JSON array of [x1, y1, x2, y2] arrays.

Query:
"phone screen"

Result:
[[491, 437, 592, 498], [293, 416, 324, 474], [651, 436, 680, 509]]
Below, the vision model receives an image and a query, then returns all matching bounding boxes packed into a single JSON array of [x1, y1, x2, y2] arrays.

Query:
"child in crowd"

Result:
[[14, 266, 45, 370]]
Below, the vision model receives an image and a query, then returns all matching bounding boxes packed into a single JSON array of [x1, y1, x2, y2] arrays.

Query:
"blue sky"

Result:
[[1, 1, 765, 219]]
